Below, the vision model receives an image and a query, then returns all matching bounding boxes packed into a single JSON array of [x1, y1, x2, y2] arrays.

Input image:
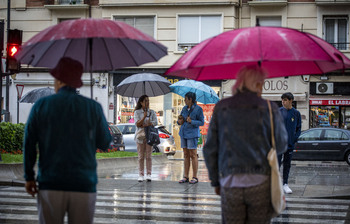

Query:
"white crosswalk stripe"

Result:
[[0, 186, 349, 223]]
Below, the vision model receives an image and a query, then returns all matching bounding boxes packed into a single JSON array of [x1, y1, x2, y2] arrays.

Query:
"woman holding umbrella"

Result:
[[134, 95, 158, 182], [178, 92, 204, 184]]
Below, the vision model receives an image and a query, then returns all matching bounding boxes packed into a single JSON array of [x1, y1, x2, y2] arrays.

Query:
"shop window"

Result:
[[323, 16, 348, 50], [114, 16, 155, 38], [310, 106, 340, 128], [299, 129, 322, 141], [178, 15, 221, 51]]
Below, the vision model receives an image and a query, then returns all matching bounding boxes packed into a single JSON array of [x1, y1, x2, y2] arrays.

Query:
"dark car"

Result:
[[108, 125, 125, 151], [294, 128, 350, 165]]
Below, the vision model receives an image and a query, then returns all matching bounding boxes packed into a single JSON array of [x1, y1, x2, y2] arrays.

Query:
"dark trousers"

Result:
[[278, 148, 293, 185]]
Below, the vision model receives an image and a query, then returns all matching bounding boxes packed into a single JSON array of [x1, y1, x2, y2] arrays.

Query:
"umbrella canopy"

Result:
[[19, 87, 55, 104], [16, 19, 168, 72], [165, 26, 350, 80], [170, 80, 219, 104], [116, 73, 171, 97]]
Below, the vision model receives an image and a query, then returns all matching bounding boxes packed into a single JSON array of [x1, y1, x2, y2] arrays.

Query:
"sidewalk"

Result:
[[1, 155, 350, 199]]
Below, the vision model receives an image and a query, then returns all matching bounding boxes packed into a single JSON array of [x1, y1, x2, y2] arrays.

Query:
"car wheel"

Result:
[[345, 151, 350, 166]]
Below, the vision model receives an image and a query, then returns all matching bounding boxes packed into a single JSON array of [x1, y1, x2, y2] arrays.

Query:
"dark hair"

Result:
[[134, 95, 148, 111], [281, 92, 294, 101], [185, 92, 196, 104]]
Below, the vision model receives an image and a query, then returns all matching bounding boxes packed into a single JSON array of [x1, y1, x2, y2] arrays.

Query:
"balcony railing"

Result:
[[58, 0, 85, 4], [328, 42, 350, 51]]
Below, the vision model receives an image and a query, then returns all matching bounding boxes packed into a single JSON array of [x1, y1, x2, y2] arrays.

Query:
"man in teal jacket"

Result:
[[23, 57, 111, 224]]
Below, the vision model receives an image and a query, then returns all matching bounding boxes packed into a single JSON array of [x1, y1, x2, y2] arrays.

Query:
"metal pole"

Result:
[[0, 21, 4, 123], [16, 96, 18, 123], [5, 0, 10, 122]]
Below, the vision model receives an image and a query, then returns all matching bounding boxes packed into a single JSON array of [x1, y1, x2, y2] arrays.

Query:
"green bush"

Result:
[[0, 122, 25, 153]]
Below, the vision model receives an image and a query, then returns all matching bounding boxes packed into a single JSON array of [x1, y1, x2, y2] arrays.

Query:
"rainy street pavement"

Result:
[[1, 157, 350, 223]]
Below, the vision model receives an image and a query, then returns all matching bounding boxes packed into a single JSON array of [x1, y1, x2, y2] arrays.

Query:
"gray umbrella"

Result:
[[116, 73, 171, 97], [19, 87, 55, 104]]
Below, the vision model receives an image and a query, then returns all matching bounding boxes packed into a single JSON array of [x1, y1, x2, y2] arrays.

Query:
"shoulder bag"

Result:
[[267, 100, 286, 216]]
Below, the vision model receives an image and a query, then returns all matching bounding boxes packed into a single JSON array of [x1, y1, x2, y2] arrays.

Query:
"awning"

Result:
[[222, 92, 307, 101], [261, 93, 306, 101]]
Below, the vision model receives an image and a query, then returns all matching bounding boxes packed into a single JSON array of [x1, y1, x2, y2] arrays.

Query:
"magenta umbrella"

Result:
[[165, 26, 350, 80], [16, 18, 168, 97]]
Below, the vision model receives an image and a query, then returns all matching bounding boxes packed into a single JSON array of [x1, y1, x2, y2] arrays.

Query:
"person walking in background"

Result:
[[204, 65, 288, 223], [24, 57, 112, 224], [178, 92, 204, 184], [134, 95, 158, 182], [279, 92, 302, 194]]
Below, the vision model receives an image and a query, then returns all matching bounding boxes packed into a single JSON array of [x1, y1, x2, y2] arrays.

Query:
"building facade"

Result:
[[1, 0, 350, 134]]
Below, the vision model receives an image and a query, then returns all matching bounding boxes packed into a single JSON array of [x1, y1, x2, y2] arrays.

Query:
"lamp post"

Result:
[[16, 84, 23, 123]]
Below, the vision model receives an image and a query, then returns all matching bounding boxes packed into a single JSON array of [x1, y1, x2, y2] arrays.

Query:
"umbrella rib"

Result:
[[302, 32, 340, 73], [119, 39, 139, 66], [102, 38, 114, 71]]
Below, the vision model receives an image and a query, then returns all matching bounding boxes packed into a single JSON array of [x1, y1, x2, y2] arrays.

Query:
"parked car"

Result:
[[108, 125, 125, 151], [294, 128, 350, 165], [116, 123, 176, 155]]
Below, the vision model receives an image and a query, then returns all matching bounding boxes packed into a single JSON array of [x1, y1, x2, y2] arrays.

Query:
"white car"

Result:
[[116, 123, 176, 155]]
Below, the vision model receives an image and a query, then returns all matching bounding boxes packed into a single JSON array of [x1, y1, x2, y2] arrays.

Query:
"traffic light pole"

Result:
[[5, 0, 10, 122]]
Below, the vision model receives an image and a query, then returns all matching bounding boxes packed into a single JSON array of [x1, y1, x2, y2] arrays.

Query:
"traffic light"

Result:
[[6, 29, 22, 73]]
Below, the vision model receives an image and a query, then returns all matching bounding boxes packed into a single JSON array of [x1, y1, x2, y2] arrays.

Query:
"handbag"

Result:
[[267, 100, 286, 216], [145, 126, 160, 146], [135, 128, 146, 141]]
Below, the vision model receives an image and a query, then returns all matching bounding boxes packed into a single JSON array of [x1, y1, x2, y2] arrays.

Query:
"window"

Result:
[[256, 16, 282, 27], [178, 15, 221, 51], [114, 16, 155, 38], [299, 130, 322, 141], [323, 16, 348, 50]]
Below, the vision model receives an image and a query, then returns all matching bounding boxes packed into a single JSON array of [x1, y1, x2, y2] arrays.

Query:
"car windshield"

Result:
[[109, 125, 121, 134], [118, 124, 136, 134]]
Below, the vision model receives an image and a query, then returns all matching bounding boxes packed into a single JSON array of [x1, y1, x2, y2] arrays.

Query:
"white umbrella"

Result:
[[19, 87, 55, 104], [116, 73, 171, 97]]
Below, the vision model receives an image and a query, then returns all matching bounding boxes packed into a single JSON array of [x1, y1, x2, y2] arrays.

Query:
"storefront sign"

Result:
[[310, 100, 350, 106], [198, 104, 215, 135], [263, 80, 288, 92]]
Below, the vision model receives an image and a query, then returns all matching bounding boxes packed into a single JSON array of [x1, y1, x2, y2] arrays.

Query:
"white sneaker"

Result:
[[283, 184, 292, 194], [146, 174, 152, 182], [138, 176, 144, 182]]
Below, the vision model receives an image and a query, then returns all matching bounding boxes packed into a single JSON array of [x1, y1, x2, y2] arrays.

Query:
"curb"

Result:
[[0, 155, 167, 187]]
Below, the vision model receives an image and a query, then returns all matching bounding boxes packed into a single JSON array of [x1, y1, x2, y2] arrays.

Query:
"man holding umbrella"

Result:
[[23, 57, 111, 224]]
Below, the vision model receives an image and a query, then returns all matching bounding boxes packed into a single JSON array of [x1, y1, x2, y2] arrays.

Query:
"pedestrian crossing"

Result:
[[0, 186, 349, 223]]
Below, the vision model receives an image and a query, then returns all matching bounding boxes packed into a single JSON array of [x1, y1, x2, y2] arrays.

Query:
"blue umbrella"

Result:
[[169, 80, 219, 104]]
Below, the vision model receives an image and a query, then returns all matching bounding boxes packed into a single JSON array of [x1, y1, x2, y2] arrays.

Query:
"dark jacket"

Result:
[[279, 107, 302, 149], [24, 86, 111, 193], [203, 91, 288, 187]]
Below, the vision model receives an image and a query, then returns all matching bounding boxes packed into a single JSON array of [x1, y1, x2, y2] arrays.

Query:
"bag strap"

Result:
[[267, 100, 276, 150]]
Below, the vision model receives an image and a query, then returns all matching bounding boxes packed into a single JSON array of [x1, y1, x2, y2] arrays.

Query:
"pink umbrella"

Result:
[[165, 26, 350, 80], [16, 18, 168, 97]]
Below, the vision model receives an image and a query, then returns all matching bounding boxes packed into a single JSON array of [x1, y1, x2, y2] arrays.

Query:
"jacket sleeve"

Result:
[[95, 104, 112, 151], [294, 110, 302, 143], [23, 105, 39, 181], [203, 105, 220, 187], [273, 106, 288, 156], [190, 106, 205, 127]]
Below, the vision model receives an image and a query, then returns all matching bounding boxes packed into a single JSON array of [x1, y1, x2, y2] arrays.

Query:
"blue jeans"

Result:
[[278, 148, 293, 185]]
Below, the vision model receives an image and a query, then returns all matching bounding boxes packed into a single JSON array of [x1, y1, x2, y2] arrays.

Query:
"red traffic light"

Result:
[[9, 45, 19, 57]]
